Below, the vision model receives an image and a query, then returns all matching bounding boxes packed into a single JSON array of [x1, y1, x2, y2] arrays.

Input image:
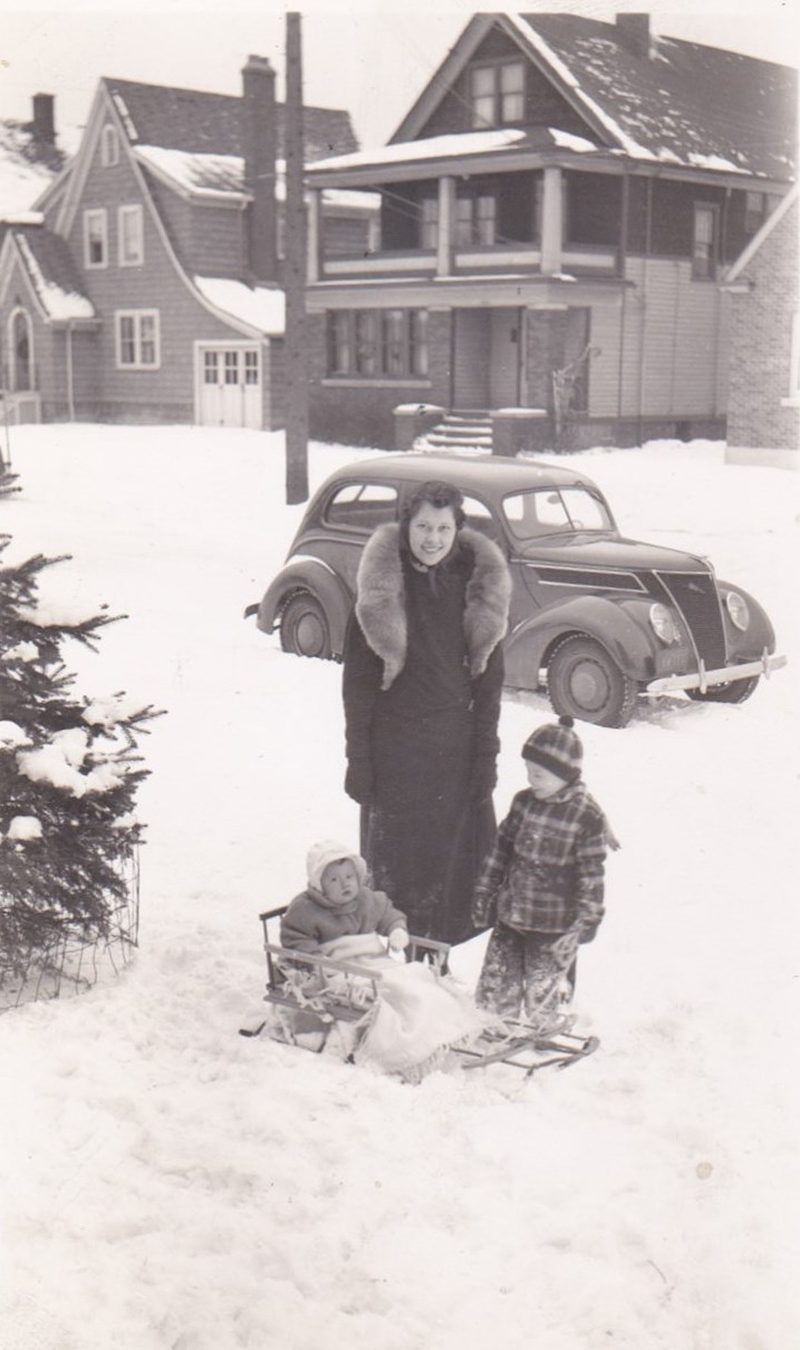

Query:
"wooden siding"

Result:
[[587, 257, 727, 420], [145, 175, 246, 277], [323, 215, 371, 258]]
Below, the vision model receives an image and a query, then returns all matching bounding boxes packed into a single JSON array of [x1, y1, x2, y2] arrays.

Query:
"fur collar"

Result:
[[355, 523, 511, 690]]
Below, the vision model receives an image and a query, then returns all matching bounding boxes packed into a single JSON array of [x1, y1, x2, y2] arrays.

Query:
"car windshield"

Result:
[[502, 487, 613, 539]]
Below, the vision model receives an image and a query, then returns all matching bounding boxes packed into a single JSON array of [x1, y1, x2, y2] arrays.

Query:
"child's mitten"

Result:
[[388, 927, 410, 951], [471, 891, 497, 930]]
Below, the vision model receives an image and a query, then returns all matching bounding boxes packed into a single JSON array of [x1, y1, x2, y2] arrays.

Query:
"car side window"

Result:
[[503, 490, 569, 537], [462, 494, 501, 543], [324, 482, 398, 531]]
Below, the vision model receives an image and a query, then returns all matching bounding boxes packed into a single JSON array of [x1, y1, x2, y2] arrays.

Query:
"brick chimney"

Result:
[[242, 55, 277, 284], [32, 93, 56, 145], [615, 13, 653, 60]]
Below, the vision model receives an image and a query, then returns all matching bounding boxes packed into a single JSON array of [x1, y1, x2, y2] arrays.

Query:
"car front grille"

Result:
[[655, 571, 727, 668]]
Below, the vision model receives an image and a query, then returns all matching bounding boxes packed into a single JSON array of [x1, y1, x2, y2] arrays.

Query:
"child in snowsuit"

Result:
[[471, 716, 613, 1024], [281, 840, 410, 954]]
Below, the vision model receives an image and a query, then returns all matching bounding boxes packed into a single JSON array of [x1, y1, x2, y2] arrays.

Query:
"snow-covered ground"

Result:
[[1, 425, 798, 1350]]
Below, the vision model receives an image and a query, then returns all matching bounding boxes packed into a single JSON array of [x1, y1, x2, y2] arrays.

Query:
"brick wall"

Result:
[[307, 310, 447, 447], [727, 198, 799, 455]]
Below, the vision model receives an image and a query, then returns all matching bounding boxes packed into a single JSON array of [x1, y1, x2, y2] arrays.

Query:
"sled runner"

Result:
[[240, 906, 599, 1078]]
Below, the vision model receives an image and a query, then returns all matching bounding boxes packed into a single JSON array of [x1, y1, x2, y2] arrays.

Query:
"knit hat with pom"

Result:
[[521, 715, 583, 784], [306, 840, 367, 896]]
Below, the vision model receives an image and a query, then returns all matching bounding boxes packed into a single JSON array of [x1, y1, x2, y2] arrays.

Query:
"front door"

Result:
[[197, 345, 262, 428], [453, 308, 521, 410]]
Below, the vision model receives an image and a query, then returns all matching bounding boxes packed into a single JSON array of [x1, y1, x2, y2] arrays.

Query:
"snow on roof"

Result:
[[549, 128, 599, 154], [0, 124, 59, 215], [507, 13, 657, 160], [687, 152, 747, 175], [311, 127, 528, 173], [15, 233, 95, 320], [136, 145, 246, 197], [193, 276, 285, 335]]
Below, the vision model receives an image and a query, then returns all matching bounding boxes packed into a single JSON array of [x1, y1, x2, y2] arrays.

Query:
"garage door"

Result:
[[197, 345, 262, 428]]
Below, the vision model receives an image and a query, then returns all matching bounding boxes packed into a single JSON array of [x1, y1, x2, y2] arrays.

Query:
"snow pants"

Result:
[[475, 922, 576, 1021]]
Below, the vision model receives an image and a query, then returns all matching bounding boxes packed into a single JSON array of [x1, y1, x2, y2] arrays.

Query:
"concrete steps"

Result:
[[417, 410, 493, 453]]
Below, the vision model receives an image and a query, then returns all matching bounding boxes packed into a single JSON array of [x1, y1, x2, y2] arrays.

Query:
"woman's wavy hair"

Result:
[[402, 480, 466, 531]]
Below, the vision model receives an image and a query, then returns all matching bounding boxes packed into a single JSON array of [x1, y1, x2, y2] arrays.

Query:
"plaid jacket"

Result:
[[472, 783, 607, 935]]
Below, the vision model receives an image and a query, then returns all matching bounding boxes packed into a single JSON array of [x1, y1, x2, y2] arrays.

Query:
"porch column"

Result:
[[437, 175, 456, 278], [540, 166, 563, 275], [306, 187, 322, 284]]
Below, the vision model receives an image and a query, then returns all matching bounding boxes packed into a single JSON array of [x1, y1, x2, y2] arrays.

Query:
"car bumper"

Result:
[[646, 651, 787, 695]]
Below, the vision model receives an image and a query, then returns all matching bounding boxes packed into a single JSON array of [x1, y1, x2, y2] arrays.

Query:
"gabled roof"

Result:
[[387, 12, 796, 183], [103, 76, 358, 162], [0, 225, 95, 322]]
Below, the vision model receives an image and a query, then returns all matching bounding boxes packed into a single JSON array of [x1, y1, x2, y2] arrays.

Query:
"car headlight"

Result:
[[725, 591, 750, 632], [649, 602, 678, 645]]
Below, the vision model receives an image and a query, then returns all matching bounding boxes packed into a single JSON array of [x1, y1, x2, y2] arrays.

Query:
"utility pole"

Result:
[[284, 10, 309, 504]]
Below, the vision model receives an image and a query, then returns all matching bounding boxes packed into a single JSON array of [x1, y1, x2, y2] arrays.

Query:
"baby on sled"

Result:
[[276, 841, 487, 1080]]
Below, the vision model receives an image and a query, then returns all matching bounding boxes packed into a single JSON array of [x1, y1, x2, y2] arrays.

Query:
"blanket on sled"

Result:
[[317, 934, 490, 1082]]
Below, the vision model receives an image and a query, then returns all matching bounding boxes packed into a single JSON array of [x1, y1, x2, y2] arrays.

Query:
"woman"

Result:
[[342, 481, 511, 945]]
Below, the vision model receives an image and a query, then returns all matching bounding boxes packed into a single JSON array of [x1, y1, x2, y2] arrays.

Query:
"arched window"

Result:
[[8, 308, 33, 392], [101, 123, 119, 168]]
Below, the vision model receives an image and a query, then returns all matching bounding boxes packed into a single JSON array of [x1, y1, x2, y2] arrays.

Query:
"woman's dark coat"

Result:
[[342, 523, 511, 945]]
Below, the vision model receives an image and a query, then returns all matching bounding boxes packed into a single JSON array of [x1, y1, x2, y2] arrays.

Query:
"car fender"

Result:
[[715, 579, 776, 658], [503, 594, 659, 687], [255, 555, 354, 654]]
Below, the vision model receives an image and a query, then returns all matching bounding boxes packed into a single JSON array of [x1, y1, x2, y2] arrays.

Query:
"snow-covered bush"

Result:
[[0, 534, 159, 1000]]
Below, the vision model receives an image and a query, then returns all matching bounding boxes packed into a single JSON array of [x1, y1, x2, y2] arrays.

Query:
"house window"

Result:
[[326, 310, 429, 380], [692, 203, 719, 280], [244, 350, 259, 385], [115, 310, 160, 369], [83, 209, 108, 268], [101, 124, 119, 167], [118, 205, 144, 266], [469, 60, 525, 128], [420, 197, 439, 250], [455, 194, 496, 247], [203, 351, 218, 383], [327, 312, 351, 375]]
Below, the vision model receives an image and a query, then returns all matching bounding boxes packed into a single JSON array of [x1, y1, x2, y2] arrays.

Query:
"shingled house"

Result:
[[0, 60, 374, 427], [303, 11, 797, 452]]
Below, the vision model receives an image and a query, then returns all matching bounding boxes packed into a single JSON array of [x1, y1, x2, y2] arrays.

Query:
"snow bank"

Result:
[[0, 424, 797, 1350]]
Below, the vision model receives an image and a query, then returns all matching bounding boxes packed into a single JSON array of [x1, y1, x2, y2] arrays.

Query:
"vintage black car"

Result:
[[250, 453, 785, 726]]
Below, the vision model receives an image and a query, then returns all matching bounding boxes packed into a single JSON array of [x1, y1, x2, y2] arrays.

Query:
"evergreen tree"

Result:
[[0, 534, 158, 992]]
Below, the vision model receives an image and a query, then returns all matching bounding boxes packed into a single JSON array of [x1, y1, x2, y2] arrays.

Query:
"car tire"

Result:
[[686, 675, 759, 705], [279, 592, 332, 659], [547, 636, 637, 728]]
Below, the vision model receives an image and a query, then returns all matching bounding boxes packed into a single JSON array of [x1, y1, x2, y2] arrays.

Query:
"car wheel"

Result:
[[686, 675, 759, 705], [279, 592, 332, 659], [547, 636, 637, 728]]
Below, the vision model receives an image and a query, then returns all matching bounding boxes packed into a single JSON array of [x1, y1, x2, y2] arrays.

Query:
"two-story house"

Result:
[[0, 58, 376, 428], [303, 11, 796, 452]]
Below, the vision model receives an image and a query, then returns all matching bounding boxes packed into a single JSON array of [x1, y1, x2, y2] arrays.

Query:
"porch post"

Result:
[[437, 175, 455, 278], [540, 166, 563, 275], [306, 187, 321, 284]]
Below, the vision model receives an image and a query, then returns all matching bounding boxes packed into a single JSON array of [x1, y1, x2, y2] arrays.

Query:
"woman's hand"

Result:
[[344, 758, 373, 805], [471, 892, 497, 929]]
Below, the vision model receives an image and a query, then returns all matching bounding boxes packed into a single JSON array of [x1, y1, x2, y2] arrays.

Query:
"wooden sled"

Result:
[[240, 905, 599, 1076]]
